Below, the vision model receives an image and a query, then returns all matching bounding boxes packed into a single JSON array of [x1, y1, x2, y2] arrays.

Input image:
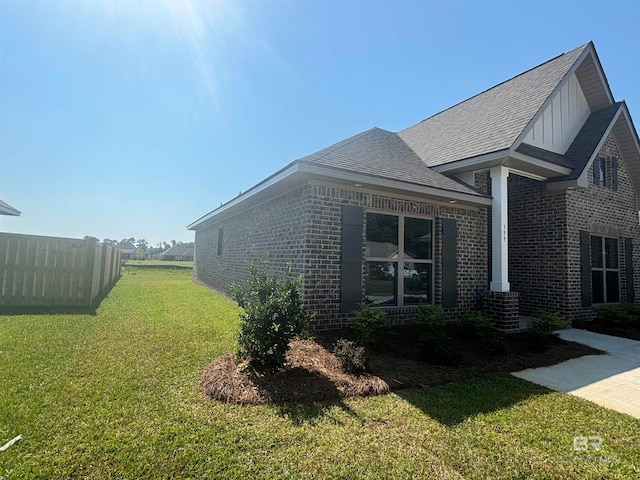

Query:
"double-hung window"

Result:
[[591, 235, 620, 303], [364, 212, 433, 306]]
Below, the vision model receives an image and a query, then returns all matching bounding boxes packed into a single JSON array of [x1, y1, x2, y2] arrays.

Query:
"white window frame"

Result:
[[364, 210, 434, 307]]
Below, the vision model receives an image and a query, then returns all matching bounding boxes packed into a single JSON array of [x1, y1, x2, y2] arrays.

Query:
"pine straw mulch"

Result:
[[200, 326, 603, 405], [200, 340, 390, 404]]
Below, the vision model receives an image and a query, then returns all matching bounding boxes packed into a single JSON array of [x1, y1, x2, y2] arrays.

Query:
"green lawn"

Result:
[[124, 259, 193, 268], [1, 269, 638, 479]]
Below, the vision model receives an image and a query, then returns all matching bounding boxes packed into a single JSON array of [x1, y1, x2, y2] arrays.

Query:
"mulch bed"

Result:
[[200, 325, 603, 405]]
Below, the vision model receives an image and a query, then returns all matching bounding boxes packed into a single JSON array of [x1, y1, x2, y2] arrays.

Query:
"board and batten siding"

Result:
[[523, 74, 590, 154]]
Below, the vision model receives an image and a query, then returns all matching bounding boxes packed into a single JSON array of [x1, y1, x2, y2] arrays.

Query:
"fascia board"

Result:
[[298, 162, 491, 205], [0, 206, 20, 216], [187, 163, 300, 230], [621, 105, 640, 156], [507, 151, 573, 176], [435, 149, 571, 179], [545, 179, 578, 190], [588, 42, 616, 105], [431, 150, 509, 174], [617, 105, 640, 209]]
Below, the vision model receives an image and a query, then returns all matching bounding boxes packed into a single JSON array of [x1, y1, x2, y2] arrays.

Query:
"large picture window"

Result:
[[591, 235, 620, 304], [364, 212, 433, 307]]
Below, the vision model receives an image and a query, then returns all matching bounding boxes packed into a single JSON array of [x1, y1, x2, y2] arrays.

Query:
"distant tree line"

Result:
[[101, 238, 194, 260]]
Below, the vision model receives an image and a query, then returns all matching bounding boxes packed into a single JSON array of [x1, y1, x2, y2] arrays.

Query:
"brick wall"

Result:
[[194, 180, 489, 330], [508, 174, 569, 316], [482, 291, 520, 331], [194, 187, 309, 297], [507, 133, 640, 321], [302, 182, 488, 328], [565, 134, 640, 320]]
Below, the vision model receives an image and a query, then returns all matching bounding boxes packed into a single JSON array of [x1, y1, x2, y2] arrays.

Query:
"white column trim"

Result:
[[490, 166, 510, 292]]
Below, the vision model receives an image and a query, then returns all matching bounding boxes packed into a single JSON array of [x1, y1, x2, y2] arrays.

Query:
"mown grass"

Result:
[[124, 259, 193, 268], [1, 269, 638, 479]]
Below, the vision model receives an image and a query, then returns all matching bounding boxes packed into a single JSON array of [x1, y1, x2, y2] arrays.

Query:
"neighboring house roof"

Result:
[[366, 241, 399, 259], [365, 241, 417, 260], [0, 200, 21, 216], [161, 245, 194, 257], [398, 43, 591, 167], [117, 241, 137, 253]]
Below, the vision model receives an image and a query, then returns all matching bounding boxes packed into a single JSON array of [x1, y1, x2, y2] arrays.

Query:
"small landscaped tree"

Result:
[[231, 261, 310, 369]]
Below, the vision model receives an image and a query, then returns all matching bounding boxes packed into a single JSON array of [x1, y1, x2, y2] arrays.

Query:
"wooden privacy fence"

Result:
[[0, 233, 121, 310]]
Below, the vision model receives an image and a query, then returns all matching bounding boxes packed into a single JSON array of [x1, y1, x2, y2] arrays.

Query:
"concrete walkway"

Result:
[[512, 329, 640, 419]]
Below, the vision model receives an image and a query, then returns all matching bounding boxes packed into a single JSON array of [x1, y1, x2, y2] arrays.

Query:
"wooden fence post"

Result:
[[83, 238, 97, 308]]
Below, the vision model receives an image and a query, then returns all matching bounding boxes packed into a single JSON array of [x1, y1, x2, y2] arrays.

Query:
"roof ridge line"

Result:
[[298, 127, 389, 163], [400, 42, 590, 131]]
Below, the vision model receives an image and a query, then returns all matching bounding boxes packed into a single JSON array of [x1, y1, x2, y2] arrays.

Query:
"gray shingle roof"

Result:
[[162, 245, 194, 257], [520, 102, 623, 181], [398, 43, 590, 167], [117, 241, 137, 252], [298, 127, 486, 197]]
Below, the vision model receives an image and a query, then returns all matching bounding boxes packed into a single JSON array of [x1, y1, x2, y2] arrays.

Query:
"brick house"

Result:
[[161, 244, 195, 262], [188, 42, 640, 330], [116, 241, 138, 260]]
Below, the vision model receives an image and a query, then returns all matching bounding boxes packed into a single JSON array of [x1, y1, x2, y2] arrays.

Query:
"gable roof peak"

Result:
[[406, 42, 591, 131], [398, 42, 599, 168]]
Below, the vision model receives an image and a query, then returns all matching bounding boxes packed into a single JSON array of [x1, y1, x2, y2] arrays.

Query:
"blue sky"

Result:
[[1, 0, 638, 246]]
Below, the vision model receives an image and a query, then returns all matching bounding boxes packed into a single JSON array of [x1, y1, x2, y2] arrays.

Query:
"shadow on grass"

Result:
[[270, 399, 361, 426], [395, 372, 551, 427], [248, 367, 361, 425], [0, 278, 121, 316], [0, 305, 98, 316]]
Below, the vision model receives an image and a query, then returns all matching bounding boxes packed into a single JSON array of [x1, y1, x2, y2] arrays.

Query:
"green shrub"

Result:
[[351, 305, 389, 346], [413, 305, 446, 341], [478, 330, 507, 356], [231, 262, 310, 369], [529, 312, 565, 336], [457, 310, 492, 339], [596, 304, 640, 327], [333, 339, 367, 373], [526, 312, 565, 352], [420, 337, 463, 365]]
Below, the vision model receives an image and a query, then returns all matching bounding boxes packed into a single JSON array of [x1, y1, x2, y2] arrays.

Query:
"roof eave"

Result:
[[612, 104, 640, 209], [187, 163, 301, 230], [432, 149, 572, 180], [566, 106, 623, 186], [0, 204, 21, 216], [298, 162, 491, 206], [187, 160, 492, 230]]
